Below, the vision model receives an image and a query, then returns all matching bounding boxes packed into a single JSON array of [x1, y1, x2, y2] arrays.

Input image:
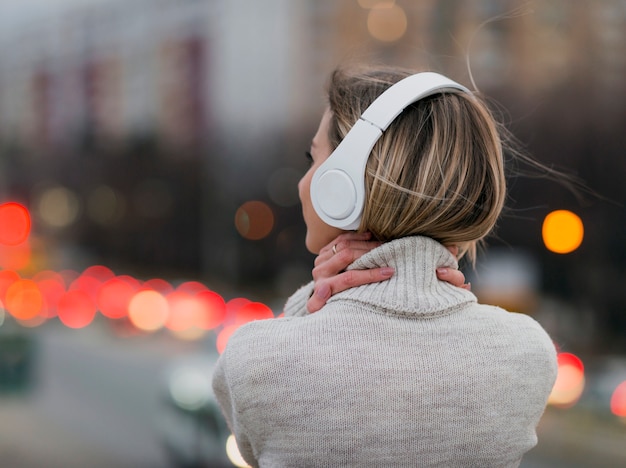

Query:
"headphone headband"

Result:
[[310, 72, 470, 230]]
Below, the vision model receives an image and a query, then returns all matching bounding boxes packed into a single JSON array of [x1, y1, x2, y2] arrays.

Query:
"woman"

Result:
[[213, 66, 557, 467]]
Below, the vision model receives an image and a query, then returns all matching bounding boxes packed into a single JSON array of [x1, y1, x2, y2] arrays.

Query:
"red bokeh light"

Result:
[[558, 352, 584, 372], [0, 202, 31, 245], [98, 277, 137, 319], [70, 274, 103, 304], [548, 352, 585, 408], [82, 265, 115, 282], [143, 278, 174, 295], [224, 297, 251, 325], [610, 381, 626, 418], [166, 291, 206, 332], [34, 271, 66, 318], [234, 301, 274, 325], [196, 290, 226, 330], [57, 290, 97, 328], [176, 281, 209, 294]]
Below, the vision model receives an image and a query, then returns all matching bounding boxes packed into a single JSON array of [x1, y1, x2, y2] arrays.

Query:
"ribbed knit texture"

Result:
[[213, 236, 557, 467]]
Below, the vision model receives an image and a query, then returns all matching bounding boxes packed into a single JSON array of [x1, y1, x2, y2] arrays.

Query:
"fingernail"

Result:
[[436, 268, 448, 275], [381, 267, 394, 277], [316, 284, 331, 299]]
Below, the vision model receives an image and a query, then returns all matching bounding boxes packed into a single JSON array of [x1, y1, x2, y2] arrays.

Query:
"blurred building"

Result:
[[0, 0, 624, 348]]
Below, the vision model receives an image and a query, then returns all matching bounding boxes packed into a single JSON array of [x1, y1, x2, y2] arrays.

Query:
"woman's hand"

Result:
[[306, 232, 469, 313]]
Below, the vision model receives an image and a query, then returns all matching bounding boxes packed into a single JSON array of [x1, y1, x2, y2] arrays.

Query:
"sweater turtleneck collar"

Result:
[[326, 236, 477, 318]]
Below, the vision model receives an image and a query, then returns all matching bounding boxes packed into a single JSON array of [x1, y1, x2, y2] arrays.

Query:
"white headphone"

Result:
[[310, 72, 470, 230]]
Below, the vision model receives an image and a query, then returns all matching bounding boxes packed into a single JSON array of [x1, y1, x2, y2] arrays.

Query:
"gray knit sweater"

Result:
[[212, 236, 557, 467]]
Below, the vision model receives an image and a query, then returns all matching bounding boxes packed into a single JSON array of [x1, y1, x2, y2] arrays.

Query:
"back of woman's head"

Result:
[[326, 66, 506, 262]]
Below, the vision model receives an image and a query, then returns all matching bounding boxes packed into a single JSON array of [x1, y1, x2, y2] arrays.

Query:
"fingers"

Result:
[[307, 267, 395, 313], [436, 267, 470, 290], [315, 232, 381, 269]]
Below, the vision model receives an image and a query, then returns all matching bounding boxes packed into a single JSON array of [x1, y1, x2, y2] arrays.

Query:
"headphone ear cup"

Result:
[[313, 169, 357, 221]]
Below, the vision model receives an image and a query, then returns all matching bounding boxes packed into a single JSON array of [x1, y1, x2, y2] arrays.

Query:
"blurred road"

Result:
[[0, 325, 190, 468], [1, 325, 625, 468]]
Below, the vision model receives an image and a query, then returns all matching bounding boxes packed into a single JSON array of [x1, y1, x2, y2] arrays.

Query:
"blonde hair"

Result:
[[326, 66, 506, 262]]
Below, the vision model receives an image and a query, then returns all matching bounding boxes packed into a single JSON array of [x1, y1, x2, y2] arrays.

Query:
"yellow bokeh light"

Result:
[[367, 4, 407, 42], [226, 434, 250, 468], [37, 186, 81, 228], [542, 210, 584, 254], [128, 290, 169, 331], [548, 365, 585, 408]]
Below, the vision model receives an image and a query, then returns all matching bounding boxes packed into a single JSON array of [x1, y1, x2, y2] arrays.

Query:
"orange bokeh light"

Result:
[[98, 277, 137, 319], [542, 210, 584, 254], [235, 201, 274, 240], [611, 381, 626, 418], [57, 290, 97, 328], [548, 352, 585, 408], [128, 289, 169, 331], [5, 279, 44, 321], [0, 202, 31, 245]]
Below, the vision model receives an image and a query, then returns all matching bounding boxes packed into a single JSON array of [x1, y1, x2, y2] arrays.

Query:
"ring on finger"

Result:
[[332, 244, 338, 255]]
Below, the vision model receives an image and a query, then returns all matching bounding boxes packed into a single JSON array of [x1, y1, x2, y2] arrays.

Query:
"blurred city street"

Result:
[[1, 324, 625, 468], [0, 325, 178, 467]]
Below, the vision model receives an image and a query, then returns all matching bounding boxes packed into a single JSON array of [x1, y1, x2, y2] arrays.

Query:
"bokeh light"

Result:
[[98, 277, 138, 319], [234, 201, 274, 240], [233, 301, 274, 326], [196, 290, 226, 330], [5, 279, 44, 321], [367, 3, 407, 42], [128, 289, 169, 331], [165, 289, 210, 339], [216, 299, 274, 354], [70, 274, 103, 305], [226, 434, 250, 468], [548, 352, 585, 408], [57, 289, 97, 329], [86, 185, 126, 226], [610, 381, 626, 418], [36, 185, 81, 229], [0, 202, 31, 245], [542, 210, 584, 254], [33, 270, 66, 318], [143, 278, 174, 295]]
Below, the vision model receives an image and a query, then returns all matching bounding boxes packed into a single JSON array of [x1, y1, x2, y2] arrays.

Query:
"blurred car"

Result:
[[157, 348, 246, 468], [0, 320, 37, 394]]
